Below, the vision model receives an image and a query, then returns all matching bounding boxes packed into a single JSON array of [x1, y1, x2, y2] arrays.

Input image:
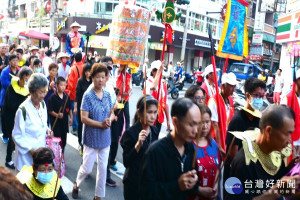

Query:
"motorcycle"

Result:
[[185, 72, 195, 84], [133, 70, 143, 86], [167, 77, 179, 99]]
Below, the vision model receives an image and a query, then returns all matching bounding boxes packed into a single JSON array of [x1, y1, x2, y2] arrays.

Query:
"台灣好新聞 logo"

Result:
[[224, 177, 243, 194]]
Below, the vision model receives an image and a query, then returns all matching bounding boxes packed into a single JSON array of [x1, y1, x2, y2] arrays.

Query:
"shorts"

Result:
[[273, 92, 281, 103]]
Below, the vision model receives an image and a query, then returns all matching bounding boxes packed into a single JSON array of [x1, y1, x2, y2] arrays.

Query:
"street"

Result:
[[0, 82, 191, 200]]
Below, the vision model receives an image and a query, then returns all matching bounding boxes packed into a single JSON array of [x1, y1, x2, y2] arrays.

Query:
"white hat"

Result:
[[151, 60, 161, 71], [176, 62, 181, 65], [70, 21, 81, 28], [204, 64, 214, 76], [222, 72, 237, 85], [57, 52, 70, 60], [296, 69, 300, 79], [29, 46, 39, 51]]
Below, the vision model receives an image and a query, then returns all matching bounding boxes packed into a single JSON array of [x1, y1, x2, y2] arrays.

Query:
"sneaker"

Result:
[[71, 130, 78, 135], [2, 136, 9, 144], [110, 164, 118, 171], [106, 178, 117, 187], [5, 161, 15, 169]]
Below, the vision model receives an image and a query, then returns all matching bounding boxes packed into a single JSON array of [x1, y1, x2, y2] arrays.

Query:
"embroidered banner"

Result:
[[217, 0, 249, 61]]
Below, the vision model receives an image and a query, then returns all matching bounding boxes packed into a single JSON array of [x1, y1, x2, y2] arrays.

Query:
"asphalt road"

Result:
[[0, 82, 191, 200]]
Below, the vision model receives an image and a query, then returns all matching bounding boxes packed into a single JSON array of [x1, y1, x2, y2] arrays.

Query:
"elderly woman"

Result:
[[13, 73, 53, 172], [17, 147, 69, 200], [3, 67, 33, 169], [72, 63, 114, 200], [185, 85, 207, 104]]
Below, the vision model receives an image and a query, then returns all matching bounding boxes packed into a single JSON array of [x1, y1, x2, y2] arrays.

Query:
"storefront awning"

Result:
[[19, 30, 49, 40]]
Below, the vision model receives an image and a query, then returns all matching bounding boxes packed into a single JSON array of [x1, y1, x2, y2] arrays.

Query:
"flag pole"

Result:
[[207, 24, 225, 154]]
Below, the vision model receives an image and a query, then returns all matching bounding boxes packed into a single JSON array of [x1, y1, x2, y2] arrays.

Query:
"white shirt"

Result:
[[208, 97, 230, 123], [42, 56, 54, 77], [274, 75, 284, 93], [12, 98, 48, 171], [57, 63, 70, 79]]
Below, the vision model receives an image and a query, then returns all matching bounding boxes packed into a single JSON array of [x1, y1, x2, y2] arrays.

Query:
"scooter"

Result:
[[167, 77, 179, 99], [185, 72, 195, 84]]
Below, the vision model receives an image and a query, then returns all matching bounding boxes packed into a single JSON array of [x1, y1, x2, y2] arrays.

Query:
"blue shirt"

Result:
[[81, 88, 113, 149]]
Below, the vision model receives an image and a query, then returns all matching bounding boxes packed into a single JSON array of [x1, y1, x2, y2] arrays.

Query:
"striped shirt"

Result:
[[81, 88, 113, 149]]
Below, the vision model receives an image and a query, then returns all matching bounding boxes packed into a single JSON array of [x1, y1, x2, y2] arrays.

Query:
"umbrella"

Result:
[[19, 30, 49, 40]]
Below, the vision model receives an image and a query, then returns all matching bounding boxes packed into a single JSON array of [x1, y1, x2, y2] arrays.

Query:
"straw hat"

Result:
[[29, 46, 39, 51], [70, 21, 81, 28], [57, 52, 70, 60]]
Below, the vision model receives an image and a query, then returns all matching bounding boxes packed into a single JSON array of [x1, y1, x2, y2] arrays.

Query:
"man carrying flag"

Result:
[[144, 60, 170, 133], [281, 69, 300, 157], [208, 73, 236, 155]]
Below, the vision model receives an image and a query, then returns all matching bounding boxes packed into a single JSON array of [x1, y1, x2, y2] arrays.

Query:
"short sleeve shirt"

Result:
[[274, 75, 284, 92], [81, 88, 113, 149]]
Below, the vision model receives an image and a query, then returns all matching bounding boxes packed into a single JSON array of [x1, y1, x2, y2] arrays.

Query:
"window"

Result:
[[106, 3, 113, 12], [251, 2, 256, 18], [94, 2, 101, 14], [206, 17, 217, 36]]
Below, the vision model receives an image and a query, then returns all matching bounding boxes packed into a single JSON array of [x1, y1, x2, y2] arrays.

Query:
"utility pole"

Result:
[[50, 0, 55, 51], [180, 4, 190, 64], [269, 13, 278, 74]]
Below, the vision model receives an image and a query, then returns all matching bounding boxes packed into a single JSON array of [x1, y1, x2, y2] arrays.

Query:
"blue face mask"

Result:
[[250, 97, 263, 111], [36, 171, 53, 184], [34, 68, 42, 73]]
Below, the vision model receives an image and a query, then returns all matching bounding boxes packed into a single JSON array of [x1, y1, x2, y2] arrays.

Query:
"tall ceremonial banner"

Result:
[[217, 0, 249, 60], [106, 0, 151, 66]]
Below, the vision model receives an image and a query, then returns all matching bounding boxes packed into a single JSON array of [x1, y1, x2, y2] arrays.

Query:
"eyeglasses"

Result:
[[251, 93, 265, 99], [194, 96, 205, 101]]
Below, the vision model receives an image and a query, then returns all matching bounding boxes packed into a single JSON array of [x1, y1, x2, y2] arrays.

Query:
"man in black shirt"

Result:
[[139, 98, 200, 200], [225, 105, 300, 200], [224, 78, 266, 182]]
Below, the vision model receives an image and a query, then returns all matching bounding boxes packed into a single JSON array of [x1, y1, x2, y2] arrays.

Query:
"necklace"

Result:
[[30, 99, 45, 128]]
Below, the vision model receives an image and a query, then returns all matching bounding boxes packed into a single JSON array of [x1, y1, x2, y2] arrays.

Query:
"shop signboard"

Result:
[[252, 34, 263, 44], [89, 35, 109, 49], [286, 41, 300, 56], [249, 46, 263, 61], [149, 42, 167, 51], [194, 39, 211, 48]]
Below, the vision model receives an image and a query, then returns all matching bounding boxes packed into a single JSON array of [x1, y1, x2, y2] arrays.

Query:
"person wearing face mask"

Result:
[[32, 59, 43, 73], [16, 147, 69, 200], [3, 67, 33, 169], [223, 77, 266, 182]]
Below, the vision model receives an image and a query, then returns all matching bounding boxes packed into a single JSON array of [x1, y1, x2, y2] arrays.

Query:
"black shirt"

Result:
[[2, 84, 28, 135], [47, 92, 71, 148], [224, 148, 287, 200], [121, 122, 159, 199], [226, 109, 260, 151], [75, 77, 92, 110], [139, 134, 198, 200]]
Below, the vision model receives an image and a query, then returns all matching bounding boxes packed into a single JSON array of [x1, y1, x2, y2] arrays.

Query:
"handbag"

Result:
[[46, 137, 66, 178]]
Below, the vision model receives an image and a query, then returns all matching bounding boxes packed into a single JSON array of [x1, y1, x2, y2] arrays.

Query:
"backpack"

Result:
[[20, 101, 46, 121]]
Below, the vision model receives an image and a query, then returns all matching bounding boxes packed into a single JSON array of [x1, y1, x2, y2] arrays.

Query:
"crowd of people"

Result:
[[0, 38, 299, 200]]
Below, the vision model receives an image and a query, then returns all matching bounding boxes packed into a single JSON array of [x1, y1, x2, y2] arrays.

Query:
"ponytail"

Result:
[[132, 95, 158, 125]]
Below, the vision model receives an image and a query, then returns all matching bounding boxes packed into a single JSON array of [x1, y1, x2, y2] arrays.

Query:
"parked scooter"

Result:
[[185, 72, 195, 83], [167, 77, 179, 99]]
